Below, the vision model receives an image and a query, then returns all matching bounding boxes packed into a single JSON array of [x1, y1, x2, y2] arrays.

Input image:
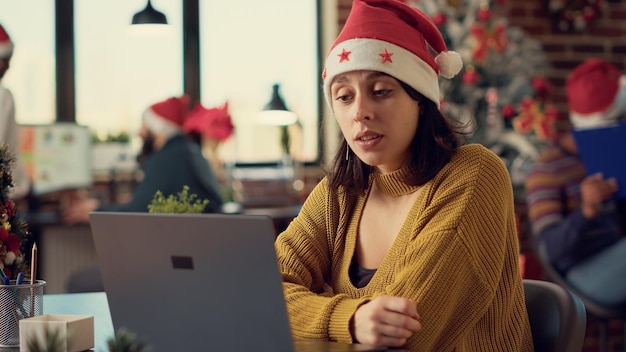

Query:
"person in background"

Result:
[[525, 57, 626, 307], [0, 23, 30, 201], [62, 95, 224, 224], [274, 0, 533, 351], [183, 101, 234, 186]]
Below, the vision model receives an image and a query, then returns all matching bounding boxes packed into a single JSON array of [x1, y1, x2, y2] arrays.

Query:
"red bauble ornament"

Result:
[[433, 12, 447, 26], [462, 68, 481, 85], [502, 104, 518, 120], [477, 8, 492, 22]]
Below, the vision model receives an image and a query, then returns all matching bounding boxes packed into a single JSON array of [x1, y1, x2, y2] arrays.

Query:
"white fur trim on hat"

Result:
[[435, 51, 463, 79], [143, 107, 183, 137], [324, 39, 441, 109], [571, 75, 626, 130]]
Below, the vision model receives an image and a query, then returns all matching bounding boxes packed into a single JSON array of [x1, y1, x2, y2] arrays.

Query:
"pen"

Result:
[[0, 268, 6, 285], [30, 243, 37, 285], [30, 243, 37, 317], [2, 275, 9, 285], [16, 272, 24, 285]]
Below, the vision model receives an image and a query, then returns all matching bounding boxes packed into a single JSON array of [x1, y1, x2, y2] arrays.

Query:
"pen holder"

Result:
[[0, 280, 46, 348]]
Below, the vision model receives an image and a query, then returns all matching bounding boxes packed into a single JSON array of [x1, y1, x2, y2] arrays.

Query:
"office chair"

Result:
[[524, 279, 587, 352], [534, 241, 626, 352]]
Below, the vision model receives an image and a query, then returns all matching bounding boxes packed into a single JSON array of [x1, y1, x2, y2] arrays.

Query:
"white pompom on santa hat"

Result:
[[142, 95, 189, 137], [0, 23, 13, 60], [322, 0, 462, 109], [567, 58, 626, 130]]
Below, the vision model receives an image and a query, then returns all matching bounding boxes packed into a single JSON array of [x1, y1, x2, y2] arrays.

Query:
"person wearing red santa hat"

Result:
[[0, 23, 30, 201], [183, 101, 233, 185], [525, 57, 626, 308], [274, 1, 532, 351], [62, 95, 224, 224]]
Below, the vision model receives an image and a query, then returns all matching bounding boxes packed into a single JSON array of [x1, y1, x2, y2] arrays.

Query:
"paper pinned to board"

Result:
[[19, 123, 92, 196]]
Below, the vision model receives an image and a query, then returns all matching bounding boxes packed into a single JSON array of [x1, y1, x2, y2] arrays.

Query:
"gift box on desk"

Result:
[[0, 280, 46, 348], [19, 314, 94, 352]]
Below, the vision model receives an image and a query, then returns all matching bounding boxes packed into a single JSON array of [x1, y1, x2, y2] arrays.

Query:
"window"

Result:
[[74, 0, 183, 141], [0, 1, 55, 125], [200, 0, 320, 163], [1, 1, 322, 162]]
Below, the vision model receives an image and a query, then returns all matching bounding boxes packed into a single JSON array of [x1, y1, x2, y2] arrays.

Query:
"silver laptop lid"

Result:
[[89, 212, 295, 352]]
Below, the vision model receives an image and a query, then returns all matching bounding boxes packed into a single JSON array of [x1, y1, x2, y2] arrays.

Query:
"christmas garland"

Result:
[[549, 0, 605, 32], [0, 144, 31, 280]]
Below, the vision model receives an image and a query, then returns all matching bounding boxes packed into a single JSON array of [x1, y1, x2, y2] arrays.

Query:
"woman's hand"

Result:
[[350, 295, 421, 348]]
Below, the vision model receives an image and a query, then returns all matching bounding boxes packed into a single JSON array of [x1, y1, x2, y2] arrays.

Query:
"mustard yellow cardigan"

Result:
[[275, 144, 533, 351]]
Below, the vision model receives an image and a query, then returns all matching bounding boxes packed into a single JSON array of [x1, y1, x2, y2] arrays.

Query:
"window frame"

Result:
[[55, 0, 324, 165]]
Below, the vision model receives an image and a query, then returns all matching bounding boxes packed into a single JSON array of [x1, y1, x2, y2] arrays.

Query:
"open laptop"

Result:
[[89, 212, 387, 352], [572, 121, 626, 200]]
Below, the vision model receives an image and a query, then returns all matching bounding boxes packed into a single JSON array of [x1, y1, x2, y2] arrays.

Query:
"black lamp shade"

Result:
[[263, 84, 289, 111], [257, 84, 298, 126], [132, 0, 168, 25]]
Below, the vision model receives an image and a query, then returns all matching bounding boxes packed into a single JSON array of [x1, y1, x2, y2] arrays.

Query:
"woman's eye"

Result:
[[335, 94, 351, 102], [373, 89, 391, 97]]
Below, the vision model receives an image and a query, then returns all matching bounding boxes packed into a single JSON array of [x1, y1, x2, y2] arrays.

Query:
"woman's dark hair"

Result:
[[326, 79, 465, 196]]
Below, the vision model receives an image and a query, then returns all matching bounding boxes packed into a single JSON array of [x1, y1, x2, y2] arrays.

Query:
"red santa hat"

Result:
[[0, 23, 13, 59], [567, 58, 626, 129], [322, 0, 462, 109], [183, 101, 234, 142], [142, 95, 189, 137]]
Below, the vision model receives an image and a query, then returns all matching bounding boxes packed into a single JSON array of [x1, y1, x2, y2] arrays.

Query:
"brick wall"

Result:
[[507, 0, 626, 126]]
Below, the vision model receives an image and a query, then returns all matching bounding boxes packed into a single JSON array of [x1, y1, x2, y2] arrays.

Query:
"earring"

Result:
[[345, 146, 350, 161]]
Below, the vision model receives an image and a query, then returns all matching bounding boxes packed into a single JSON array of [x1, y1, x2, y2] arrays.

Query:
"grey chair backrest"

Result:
[[523, 279, 587, 352]]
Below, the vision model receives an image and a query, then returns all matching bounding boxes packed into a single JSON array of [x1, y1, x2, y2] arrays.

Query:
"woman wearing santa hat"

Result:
[[62, 95, 224, 224], [274, 0, 532, 350], [526, 58, 626, 307], [0, 23, 30, 201]]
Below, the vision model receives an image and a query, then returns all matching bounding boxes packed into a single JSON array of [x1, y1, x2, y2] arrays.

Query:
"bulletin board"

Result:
[[19, 123, 92, 195]]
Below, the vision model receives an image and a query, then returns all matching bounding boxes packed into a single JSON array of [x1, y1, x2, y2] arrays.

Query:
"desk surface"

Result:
[[38, 292, 409, 352]]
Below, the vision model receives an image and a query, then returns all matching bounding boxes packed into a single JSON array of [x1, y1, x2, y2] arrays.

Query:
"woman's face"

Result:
[[331, 70, 420, 174]]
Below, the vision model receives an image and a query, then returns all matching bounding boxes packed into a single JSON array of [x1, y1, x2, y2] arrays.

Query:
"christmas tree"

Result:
[[0, 144, 31, 280], [405, 0, 558, 197]]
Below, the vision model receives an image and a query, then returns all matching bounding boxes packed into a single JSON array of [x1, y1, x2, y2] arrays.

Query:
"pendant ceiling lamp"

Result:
[[131, 0, 168, 26], [256, 84, 298, 127]]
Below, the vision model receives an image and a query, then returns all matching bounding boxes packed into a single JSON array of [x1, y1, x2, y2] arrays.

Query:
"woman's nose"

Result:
[[353, 95, 373, 122]]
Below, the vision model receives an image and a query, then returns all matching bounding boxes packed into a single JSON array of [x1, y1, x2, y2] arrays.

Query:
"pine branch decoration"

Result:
[[107, 328, 152, 352], [0, 144, 31, 279], [0, 144, 16, 204], [26, 326, 64, 352]]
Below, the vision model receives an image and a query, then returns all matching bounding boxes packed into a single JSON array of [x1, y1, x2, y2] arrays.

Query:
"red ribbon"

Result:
[[470, 22, 508, 64]]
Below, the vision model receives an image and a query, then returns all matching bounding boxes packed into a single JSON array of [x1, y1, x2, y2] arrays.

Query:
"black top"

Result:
[[349, 257, 377, 289], [98, 134, 223, 213]]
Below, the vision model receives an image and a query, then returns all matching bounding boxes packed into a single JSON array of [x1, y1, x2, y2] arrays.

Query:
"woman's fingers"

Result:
[[352, 295, 421, 347]]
